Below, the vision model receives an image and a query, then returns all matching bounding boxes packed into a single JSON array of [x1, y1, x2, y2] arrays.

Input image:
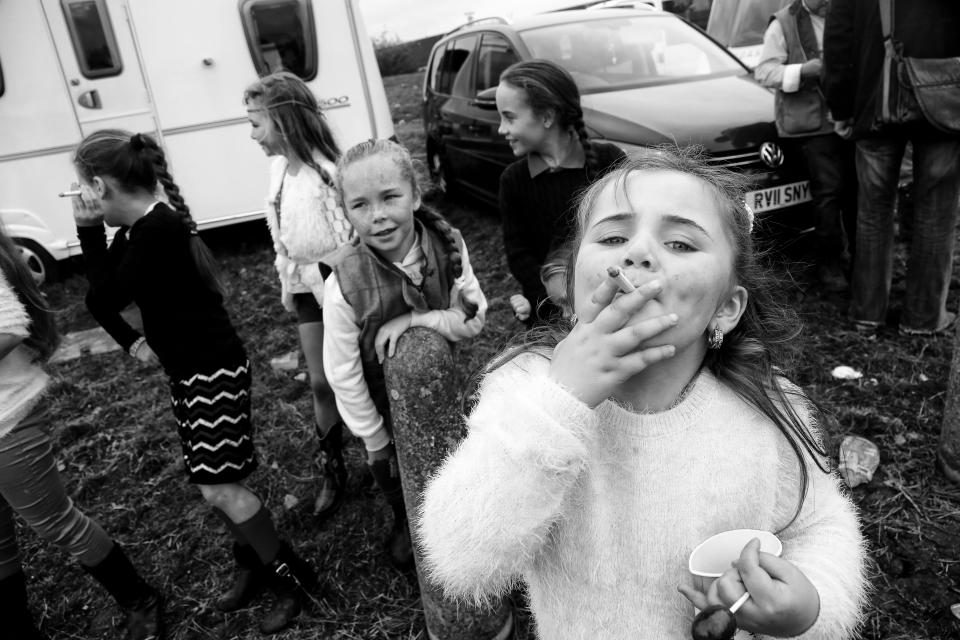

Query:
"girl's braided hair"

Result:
[[74, 130, 224, 295], [243, 71, 341, 182], [335, 139, 478, 320], [499, 59, 599, 179]]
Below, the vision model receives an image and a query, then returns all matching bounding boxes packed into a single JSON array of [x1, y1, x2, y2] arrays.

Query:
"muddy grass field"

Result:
[[23, 72, 960, 639]]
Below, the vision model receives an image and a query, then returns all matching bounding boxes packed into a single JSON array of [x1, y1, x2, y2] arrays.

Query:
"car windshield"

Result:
[[517, 15, 744, 93]]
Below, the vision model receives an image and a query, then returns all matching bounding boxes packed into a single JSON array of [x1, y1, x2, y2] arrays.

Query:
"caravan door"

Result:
[[41, 0, 159, 137]]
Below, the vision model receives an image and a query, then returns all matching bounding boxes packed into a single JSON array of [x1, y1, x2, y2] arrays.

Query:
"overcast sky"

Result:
[[359, 0, 582, 42]]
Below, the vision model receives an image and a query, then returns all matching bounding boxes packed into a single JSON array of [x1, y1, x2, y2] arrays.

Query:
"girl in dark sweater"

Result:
[[496, 59, 625, 324], [71, 130, 314, 635]]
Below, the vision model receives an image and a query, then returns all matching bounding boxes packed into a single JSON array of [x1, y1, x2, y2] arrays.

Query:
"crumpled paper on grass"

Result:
[[838, 435, 880, 488]]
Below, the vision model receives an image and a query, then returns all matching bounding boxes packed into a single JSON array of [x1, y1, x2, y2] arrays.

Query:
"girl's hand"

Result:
[[509, 294, 531, 322], [550, 278, 677, 408], [70, 183, 105, 227], [133, 341, 159, 366], [678, 538, 820, 637], [375, 313, 412, 363]]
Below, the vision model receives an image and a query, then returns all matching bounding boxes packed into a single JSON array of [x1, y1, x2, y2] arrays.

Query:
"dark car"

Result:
[[422, 8, 812, 228]]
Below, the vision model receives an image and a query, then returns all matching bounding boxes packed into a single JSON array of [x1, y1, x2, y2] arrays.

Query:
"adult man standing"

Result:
[[823, 0, 960, 335], [756, 0, 857, 293]]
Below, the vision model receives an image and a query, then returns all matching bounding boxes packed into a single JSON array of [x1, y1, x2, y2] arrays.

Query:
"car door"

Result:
[[433, 34, 480, 191], [466, 32, 522, 198]]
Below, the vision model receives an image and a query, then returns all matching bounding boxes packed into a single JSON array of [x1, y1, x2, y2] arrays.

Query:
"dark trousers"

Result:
[[798, 132, 858, 261], [851, 133, 960, 330]]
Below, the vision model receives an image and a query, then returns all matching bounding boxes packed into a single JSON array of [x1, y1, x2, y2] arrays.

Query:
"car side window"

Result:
[[436, 34, 478, 97], [428, 41, 448, 94], [239, 0, 318, 81], [60, 0, 123, 79], [473, 34, 519, 95]]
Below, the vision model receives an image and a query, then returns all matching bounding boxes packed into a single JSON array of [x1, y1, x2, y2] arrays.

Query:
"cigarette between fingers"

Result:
[[606, 266, 636, 293], [59, 190, 82, 198]]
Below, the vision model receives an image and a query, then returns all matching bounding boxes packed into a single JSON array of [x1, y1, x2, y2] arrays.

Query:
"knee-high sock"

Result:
[[234, 506, 282, 565]]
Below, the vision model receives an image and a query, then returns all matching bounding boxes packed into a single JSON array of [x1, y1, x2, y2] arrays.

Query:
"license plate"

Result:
[[746, 180, 811, 213]]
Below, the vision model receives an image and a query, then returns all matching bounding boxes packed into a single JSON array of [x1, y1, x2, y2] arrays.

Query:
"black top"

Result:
[[78, 202, 245, 378], [498, 141, 626, 321], [823, 0, 960, 138]]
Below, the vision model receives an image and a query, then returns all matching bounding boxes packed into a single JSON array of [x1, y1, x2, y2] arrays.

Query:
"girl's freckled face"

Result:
[[340, 155, 420, 263], [574, 170, 739, 353]]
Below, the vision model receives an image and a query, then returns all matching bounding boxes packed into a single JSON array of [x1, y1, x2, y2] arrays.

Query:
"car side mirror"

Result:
[[471, 86, 498, 110]]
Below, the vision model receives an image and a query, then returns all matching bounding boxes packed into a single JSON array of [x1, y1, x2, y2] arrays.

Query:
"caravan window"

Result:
[[240, 0, 318, 81], [60, 0, 123, 78]]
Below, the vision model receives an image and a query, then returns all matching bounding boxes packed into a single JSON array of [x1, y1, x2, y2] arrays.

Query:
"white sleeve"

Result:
[[322, 273, 391, 452], [409, 241, 487, 341], [417, 354, 598, 604], [754, 20, 803, 93]]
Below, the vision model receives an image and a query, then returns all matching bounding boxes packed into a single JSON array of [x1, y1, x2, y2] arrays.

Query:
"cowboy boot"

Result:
[[367, 452, 415, 570], [313, 420, 347, 520], [259, 542, 317, 635], [1, 570, 49, 640], [83, 542, 164, 640], [215, 542, 267, 612]]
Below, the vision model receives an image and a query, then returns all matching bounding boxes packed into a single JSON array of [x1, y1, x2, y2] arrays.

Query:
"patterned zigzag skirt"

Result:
[[169, 359, 258, 484]]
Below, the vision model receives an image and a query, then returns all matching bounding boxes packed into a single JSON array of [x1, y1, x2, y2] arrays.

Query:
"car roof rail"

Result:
[[443, 16, 509, 37]]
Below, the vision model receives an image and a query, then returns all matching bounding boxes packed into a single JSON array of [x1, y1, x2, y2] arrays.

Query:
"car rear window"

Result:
[[519, 15, 743, 93]]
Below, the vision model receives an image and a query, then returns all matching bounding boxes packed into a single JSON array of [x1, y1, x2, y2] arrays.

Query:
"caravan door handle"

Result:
[[77, 89, 102, 109]]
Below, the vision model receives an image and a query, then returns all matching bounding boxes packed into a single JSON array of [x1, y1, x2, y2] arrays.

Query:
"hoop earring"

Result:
[[707, 326, 724, 350]]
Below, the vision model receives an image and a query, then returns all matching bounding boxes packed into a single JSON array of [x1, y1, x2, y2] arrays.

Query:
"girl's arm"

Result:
[[77, 225, 142, 352], [321, 273, 392, 453], [418, 353, 598, 604], [409, 241, 487, 341]]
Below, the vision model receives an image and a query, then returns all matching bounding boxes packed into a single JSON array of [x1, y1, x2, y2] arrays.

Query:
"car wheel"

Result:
[[14, 238, 59, 286]]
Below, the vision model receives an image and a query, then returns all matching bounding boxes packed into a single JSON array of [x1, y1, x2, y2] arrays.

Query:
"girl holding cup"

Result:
[[419, 147, 867, 639]]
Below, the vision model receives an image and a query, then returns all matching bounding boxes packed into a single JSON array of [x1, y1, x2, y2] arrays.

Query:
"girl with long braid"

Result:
[[497, 59, 625, 324], [322, 139, 486, 569], [71, 130, 315, 635], [244, 72, 354, 521]]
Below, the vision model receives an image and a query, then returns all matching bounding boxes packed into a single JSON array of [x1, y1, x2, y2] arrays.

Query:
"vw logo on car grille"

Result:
[[759, 142, 785, 168]]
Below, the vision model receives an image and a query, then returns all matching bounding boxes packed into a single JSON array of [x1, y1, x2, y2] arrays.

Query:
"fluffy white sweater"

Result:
[[265, 155, 353, 310], [418, 354, 867, 640], [0, 270, 48, 439]]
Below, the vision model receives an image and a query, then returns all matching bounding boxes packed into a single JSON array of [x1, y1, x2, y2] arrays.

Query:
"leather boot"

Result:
[[368, 452, 415, 570], [1, 570, 49, 640], [83, 542, 164, 640], [259, 542, 317, 635], [215, 542, 266, 612], [313, 420, 347, 520]]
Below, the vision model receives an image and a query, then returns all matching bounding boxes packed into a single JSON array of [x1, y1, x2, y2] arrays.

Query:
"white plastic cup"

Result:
[[688, 529, 782, 593]]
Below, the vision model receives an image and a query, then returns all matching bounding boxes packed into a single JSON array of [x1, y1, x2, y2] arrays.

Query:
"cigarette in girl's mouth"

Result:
[[58, 190, 82, 198], [606, 266, 636, 293]]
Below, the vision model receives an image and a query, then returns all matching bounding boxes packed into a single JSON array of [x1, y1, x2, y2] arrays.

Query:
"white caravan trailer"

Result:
[[0, 0, 394, 283]]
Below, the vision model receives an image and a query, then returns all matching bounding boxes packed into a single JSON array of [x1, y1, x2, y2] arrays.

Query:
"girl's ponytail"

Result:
[[414, 207, 479, 321], [138, 134, 225, 296], [573, 116, 599, 180]]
